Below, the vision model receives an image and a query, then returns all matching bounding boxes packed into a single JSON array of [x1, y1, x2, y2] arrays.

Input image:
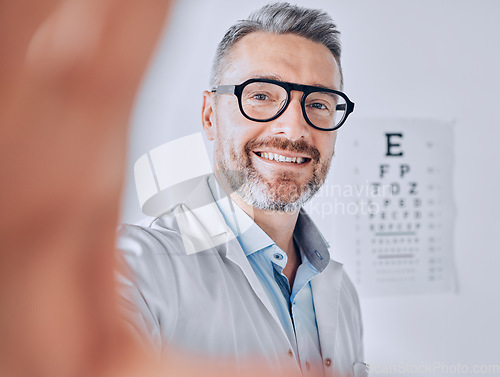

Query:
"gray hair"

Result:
[[209, 2, 343, 88]]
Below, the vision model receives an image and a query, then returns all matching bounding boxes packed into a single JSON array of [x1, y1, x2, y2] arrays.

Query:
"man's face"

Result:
[[203, 32, 341, 212]]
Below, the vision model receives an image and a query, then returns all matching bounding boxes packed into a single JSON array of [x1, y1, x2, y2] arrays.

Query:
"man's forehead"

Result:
[[219, 32, 341, 90]]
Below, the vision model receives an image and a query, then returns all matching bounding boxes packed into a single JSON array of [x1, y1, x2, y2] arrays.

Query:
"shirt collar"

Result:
[[208, 175, 331, 269]]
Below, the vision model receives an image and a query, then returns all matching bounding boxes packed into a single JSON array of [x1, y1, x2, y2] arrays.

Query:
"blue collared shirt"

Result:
[[209, 177, 331, 374]]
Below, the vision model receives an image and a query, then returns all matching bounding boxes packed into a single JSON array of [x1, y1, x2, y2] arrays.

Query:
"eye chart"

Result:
[[305, 119, 457, 296]]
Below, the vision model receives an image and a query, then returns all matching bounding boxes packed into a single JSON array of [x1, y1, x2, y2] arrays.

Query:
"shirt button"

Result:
[[273, 253, 284, 260], [287, 349, 294, 358], [324, 358, 332, 367]]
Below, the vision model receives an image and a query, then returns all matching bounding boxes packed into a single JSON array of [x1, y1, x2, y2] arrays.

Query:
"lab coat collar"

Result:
[[294, 208, 331, 272], [152, 173, 332, 274], [207, 175, 275, 257], [152, 174, 233, 255]]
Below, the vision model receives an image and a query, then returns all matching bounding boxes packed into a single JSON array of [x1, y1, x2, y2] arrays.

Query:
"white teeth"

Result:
[[257, 152, 307, 164]]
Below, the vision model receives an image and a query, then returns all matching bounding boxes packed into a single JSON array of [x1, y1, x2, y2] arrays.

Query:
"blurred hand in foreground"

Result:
[[0, 2, 347, 376]]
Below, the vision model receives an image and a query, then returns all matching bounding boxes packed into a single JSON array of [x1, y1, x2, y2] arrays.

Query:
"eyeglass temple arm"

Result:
[[336, 102, 355, 112], [212, 85, 236, 94]]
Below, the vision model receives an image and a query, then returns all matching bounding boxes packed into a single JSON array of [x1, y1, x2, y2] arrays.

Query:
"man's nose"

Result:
[[268, 92, 309, 141]]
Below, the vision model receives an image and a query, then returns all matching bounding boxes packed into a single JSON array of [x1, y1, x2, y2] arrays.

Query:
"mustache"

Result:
[[244, 137, 320, 162]]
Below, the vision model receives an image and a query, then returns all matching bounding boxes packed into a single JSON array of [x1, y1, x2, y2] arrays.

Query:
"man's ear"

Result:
[[202, 90, 216, 141]]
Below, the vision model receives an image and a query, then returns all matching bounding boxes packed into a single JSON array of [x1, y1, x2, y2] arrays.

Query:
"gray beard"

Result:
[[217, 155, 330, 213], [240, 178, 317, 213]]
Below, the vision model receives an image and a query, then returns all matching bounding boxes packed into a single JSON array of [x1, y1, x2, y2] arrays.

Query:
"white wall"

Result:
[[122, 1, 500, 375]]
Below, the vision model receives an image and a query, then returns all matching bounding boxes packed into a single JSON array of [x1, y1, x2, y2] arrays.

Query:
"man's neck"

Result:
[[233, 194, 298, 248]]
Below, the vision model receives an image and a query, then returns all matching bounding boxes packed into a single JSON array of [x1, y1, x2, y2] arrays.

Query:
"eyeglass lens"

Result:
[[241, 81, 347, 129]]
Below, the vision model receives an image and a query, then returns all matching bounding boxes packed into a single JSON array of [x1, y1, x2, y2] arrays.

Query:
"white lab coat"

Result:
[[117, 175, 366, 377]]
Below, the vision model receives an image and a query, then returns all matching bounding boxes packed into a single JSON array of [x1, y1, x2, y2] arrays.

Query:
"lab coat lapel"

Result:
[[179, 176, 286, 333], [224, 239, 285, 332], [311, 260, 343, 376]]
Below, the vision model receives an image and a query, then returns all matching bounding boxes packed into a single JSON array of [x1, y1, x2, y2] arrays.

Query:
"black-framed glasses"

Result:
[[211, 78, 355, 131]]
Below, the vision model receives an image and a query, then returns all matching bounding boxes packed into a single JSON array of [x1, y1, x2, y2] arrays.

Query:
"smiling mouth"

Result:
[[254, 151, 311, 164]]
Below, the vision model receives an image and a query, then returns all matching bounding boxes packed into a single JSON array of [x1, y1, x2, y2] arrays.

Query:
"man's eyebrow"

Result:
[[311, 83, 339, 91], [250, 73, 284, 81], [249, 74, 339, 91]]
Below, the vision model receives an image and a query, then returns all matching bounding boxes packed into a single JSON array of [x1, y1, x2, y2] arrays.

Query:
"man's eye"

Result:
[[252, 93, 268, 100], [310, 102, 328, 110]]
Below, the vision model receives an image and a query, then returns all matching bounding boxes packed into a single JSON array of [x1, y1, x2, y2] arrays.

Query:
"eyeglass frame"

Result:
[[211, 78, 355, 131]]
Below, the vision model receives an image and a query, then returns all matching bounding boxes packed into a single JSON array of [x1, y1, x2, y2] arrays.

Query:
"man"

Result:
[[118, 3, 365, 376]]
